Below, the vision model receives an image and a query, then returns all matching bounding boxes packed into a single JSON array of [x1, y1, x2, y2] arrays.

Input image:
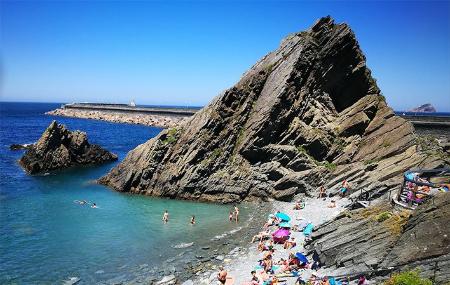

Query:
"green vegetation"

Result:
[[161, 128, 178, 144], [201, 148, 223, 166], [416, 135, 447, 161], [376, 211, 392, 222], [322, 161, 337, 171], [383, 270, 432, 285], [265, 63, 275, 74]]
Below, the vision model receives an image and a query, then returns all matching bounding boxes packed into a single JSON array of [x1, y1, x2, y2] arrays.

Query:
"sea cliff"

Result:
[[99, 16, 447, 203]]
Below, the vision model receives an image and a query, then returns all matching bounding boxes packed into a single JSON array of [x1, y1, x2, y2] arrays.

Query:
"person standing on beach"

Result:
[[318, 185, 327, 199], [217, 266, 227, 284], [162, 210, 169, 224], [234, 205, 239, 222]]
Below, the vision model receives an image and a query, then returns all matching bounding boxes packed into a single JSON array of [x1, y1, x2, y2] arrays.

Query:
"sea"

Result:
[[0, 102, 265, 284]]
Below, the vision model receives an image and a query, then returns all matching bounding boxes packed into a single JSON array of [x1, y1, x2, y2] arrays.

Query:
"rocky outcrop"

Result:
[[409, 103, 437, 113], [10, 144, 33, 151], [306, 193, 450, 283], [19, 121, 117, 174], [100, 16, 446, 203]]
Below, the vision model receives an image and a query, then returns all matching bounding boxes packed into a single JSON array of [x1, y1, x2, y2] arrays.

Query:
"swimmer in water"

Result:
[[163, 210, 169, 224], [190, 215, 196, 225], [91, 203, 97, 208]]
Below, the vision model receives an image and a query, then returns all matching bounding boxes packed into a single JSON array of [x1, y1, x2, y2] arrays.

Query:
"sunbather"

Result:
[[283, 237, 297, 249]]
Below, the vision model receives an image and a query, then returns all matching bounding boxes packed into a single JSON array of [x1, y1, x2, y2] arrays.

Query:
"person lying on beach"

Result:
[[288, 253, 300, 270], [251, 229, 271, 243], [257, 240, 265, 252], [293, 201, 302, 210], [263, 257, 273, 273], [263, 215, 276, 229], [327, 200, 336, 208], [277, 258, 290, 272], [283, 237, 297, 249], [250, 270, 260, 285]]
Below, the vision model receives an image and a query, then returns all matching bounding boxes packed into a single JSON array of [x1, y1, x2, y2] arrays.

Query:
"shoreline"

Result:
[[189, 197, 352, 285], [45, 108, 186, 128]]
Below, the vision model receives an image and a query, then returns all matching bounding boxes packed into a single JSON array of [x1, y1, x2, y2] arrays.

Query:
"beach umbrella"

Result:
[[279, 222, 291, 228], [273, 228, 290, 238], [295, 252, 309, 264], [275, 212, 291, 222]]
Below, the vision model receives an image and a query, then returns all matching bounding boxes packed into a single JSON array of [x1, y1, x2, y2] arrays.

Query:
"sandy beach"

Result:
[[187, 196, 354, 285]]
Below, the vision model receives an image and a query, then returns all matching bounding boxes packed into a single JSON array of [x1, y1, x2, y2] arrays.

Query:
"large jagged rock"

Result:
[[19, 121, 117, 174], [306, 193, 450, 283], [99, 16, 446, 203]]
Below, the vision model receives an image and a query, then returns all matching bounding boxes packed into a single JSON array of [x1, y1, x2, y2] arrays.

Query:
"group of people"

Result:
[[229, 205, 240, 222], [161, 205, 240, 225], [75, 200, 97, 208], [215, 179, 362, 285], [162, 210, 196, 225]]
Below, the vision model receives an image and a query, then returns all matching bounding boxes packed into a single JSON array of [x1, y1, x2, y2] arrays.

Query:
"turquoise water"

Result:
[[0, 103, 250, 284]]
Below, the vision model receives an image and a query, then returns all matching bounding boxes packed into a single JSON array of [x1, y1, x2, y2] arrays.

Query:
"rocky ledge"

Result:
[[19, 121, 117, 174], [306, 193, 450, 283], [100, 16, 447, 203]]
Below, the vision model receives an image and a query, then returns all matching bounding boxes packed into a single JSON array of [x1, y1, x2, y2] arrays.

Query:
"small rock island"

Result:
[[19, 121, 117, 174], [409, 103, 437, 113]]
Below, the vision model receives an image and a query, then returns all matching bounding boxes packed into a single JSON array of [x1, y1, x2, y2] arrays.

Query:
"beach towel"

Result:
[[303, 223, 314, 236]]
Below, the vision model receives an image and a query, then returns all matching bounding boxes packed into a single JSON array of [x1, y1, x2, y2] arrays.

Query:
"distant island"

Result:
[[408, 103, 436, 113]]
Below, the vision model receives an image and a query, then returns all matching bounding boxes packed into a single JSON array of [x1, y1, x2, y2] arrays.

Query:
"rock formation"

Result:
[[409, 103, 437, 113], [307, 193, 450, 283], [19, 121, 117, 174], [100, 16, 447, 203]]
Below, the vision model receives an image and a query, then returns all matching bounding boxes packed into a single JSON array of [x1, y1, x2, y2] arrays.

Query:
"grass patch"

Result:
[[384, 270, 432, 285], [375, 211, 392, 222], [161, 128, 178, 145], [322, 161, 337, 171]]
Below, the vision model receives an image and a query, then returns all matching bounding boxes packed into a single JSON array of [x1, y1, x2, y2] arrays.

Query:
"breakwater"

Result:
[[397, 112, 450, 127], [46, 103, 201, 128]]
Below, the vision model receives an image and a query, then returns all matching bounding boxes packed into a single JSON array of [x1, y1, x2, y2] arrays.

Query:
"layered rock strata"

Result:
[[307, 193, 450, 283], [100, 16, 447, 203], [20, 121, 117, 174]]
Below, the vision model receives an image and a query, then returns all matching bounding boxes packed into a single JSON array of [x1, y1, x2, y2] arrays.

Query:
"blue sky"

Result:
[[1, 1, 449, 111]]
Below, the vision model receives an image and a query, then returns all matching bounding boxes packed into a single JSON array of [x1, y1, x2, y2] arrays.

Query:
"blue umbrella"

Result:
[[279, 222, 291, 228], [295, 252, 308, 264], [275, 212, 291, 222]]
